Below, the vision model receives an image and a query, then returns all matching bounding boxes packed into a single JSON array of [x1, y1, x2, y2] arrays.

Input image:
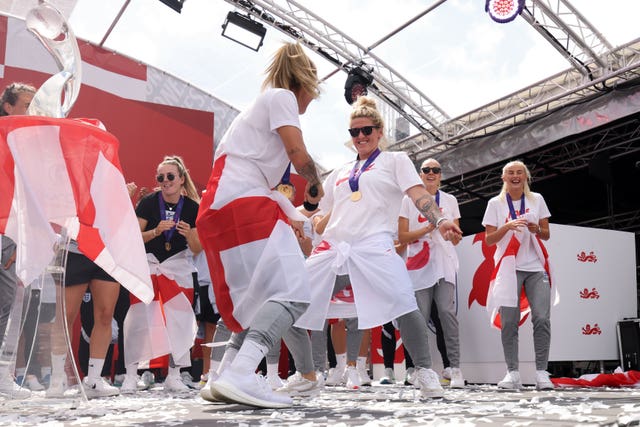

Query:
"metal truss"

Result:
[[223, 0, 450, 137], [223, 0, 640, 168], [441, 112, 640, 208]]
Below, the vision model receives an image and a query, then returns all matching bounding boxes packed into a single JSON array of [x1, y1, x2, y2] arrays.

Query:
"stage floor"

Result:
[[3, 380, 640, 426]]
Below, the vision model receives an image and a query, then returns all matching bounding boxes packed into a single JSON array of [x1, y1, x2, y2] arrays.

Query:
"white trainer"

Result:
[[535, 370, 555, 390], [277, 371, 323, 397], [211, 369, 292, 409], [415, 368, 444, 398], [164, 373, 191, 393], [45, 375, 67, 398], [82, 377, 119, 398], [379, 367, 395, 385], [199, 371, 219, 402], [325, 366, 345, 386], [344, 366, 361, 390], [498, 370, 522, 390], [120, 374, 149, 394], [23, 374, 45, 391], [441, 367, 452, 380], [266, 373, 285, 390], [0, 374, 31, 399], [450, 368, 465, 389], [404, 367, 417, 386], [357, 365, 371, 386]]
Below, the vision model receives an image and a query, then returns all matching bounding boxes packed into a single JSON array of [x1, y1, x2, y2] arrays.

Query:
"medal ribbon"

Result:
[[348, 148, 381, 193], [158, 194, 184, 245], [280, 162, 292, 185], [435, 190, 440, 207], [506, 193, 525, 220]]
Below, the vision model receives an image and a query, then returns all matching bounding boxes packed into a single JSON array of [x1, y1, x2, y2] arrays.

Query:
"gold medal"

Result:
[[350, 191, 362, 202], [165, 242, 171, 251]]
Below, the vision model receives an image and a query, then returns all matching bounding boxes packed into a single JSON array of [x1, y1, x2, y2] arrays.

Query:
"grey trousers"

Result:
[[0, 237, 18, 348], [414, 279, 461, 367], [230, 300, 315, 374], [499, 270, 551, 371]]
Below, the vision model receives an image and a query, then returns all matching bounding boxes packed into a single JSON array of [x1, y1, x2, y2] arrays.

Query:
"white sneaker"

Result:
[[120, 374, 148, 394], [535, 370, 554, 390], [357, 365, 371, 386], [180, 371, 194, 387], [266, 373, 285, 390], [379, 367, 395, 385], [450, 368, 465, 389], [46, 375, 68, 398], [498, 370, 522, 390], [0, 374, 31, 399], [211, 369, 292, 409], [404, 367, 417, 386], [164, 373, 191, 393], [344, 366, 361, 390], [200, 371, 220, 402], [415, 368, 444, 398], [82, 377, 119, 398], [441, 367, 452, 380], [112, 374, 126, 387], [325, 366, 345, 386], [277, 371, 323, 397], [23, 374, 45, 391]]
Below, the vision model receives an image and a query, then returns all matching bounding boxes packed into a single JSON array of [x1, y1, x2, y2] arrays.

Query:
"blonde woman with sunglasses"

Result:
[[295, 96, 462, 400], [123, 155, 202, 393]]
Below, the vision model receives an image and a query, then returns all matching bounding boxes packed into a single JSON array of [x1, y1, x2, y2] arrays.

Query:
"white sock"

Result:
[[126, 363, 139, 376], [267, 363, 279, 377], [335, 353, 347, 369], [230, 340, 268, 375], [15, 367, 26, 378], [356, 356, 367, 370], [87, 358, 104, 381], [167, 366, 181, 378], [51, 353, 67, 378]]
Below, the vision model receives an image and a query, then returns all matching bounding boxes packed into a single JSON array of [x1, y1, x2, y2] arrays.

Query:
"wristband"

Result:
[[435, 217, 447, 228], [153, 228, 159, 237]]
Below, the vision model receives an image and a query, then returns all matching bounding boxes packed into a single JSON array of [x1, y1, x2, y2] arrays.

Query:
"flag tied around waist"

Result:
[[0, 116, 152, 303]]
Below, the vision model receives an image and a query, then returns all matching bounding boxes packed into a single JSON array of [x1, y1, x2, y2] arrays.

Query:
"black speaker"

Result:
[[617, 319, 640, 371]]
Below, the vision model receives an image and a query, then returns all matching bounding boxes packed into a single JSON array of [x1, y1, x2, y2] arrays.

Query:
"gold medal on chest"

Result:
[[350, 191, 362, 202], [165, 242, 171, 251]]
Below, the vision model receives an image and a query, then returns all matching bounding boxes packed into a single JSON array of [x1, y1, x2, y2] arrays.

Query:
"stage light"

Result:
[[158, 0, 184, 13], [344, 67, 374, 105], [222, 11, 267, 52]]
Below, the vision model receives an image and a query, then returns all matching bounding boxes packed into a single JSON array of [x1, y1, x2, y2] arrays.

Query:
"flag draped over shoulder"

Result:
[[0, 116, 153, 303]]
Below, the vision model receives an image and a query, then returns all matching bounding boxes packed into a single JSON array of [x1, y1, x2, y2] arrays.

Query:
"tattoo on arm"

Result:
[[297, 159, 321, 187], [414, 194, 441, 225]]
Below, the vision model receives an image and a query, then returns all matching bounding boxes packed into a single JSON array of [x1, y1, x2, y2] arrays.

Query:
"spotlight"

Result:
[[158, 0, 184, 13], [344, 67, 373, 105], [222, 11, 267, 52]]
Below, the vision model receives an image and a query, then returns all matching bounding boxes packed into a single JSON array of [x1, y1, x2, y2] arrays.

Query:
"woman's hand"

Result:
[[175, 220, 192, 237], [506, 218, 528, 232]]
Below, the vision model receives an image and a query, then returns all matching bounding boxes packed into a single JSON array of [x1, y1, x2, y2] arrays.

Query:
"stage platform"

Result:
[[2, 380, 640, 426]]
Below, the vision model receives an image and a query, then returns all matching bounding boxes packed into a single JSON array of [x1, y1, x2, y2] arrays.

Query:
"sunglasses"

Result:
[[348, 126, 379, 138], [156, 173, 176, 183], [421, 167, 441, 174]]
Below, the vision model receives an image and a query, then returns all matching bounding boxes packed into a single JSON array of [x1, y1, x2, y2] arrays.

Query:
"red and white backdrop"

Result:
[[371, 224, 637, 384], [0, 13, 239, 192]]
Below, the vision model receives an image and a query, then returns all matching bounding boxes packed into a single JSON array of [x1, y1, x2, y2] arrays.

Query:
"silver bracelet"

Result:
[[435, 217, 447, 228]]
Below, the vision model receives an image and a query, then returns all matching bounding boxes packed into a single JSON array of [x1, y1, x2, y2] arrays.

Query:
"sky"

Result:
[[57, 0, 640, 171]]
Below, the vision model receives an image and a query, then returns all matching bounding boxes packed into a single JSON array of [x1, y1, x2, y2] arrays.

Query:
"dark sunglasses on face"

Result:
[[421, 167, 441, 174], [156, 173, 176, 183], [348, 125, 380, 138]]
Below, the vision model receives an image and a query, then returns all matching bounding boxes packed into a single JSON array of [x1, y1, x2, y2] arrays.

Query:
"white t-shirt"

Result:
[[320, 151, 423, 244], [399, 190, 460, 288], [482, 192, 551, 271], [209, 88, 301, 209]]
